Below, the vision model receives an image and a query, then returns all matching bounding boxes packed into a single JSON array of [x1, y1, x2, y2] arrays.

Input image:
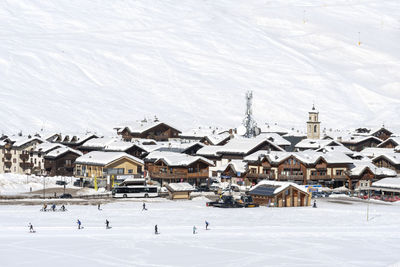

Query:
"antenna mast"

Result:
[[242, 91, 258, 138]]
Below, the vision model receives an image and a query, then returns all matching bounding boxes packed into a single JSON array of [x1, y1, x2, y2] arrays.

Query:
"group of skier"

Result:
[[41, 203, 66, 212]]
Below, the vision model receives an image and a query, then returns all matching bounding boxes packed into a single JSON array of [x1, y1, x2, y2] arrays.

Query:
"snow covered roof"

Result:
[[378, 137, 400, 148], [2, 136, 44, 148], [349, 161, 397, 177], [372, 177, 400, 189], [257, 133, 290, 146], [360, 147, 395, 158], [75, 151, 144, 166], [249, 180, 308, 196], [222, 159, 247, 173], [295, 138, 341, 149], [259, 123, 290, 135], [45, 147, 83, 159], [104, 141, 137, 152], [58, 132, 98, 144], [33, 142, 63, 153], [180, 126, 227, 138], [165, 182, 195, 192], [315, 145, 353, 154], [372, 153, 400, 165], [339, 135, 382, 145], [216, 136, 284, 155], [203, 132, 231, 145], [80, 137, 119, 148], [146, 151, 214, 167], [244, 150, 353, 165], [117, 121, 181, 134], [196, 145, 224, 157]]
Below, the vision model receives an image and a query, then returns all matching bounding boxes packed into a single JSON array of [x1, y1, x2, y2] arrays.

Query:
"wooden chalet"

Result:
[[378, 137, 400, 149], [53, 133, 98, 150], [220, 160, 247, 184], [340, 136, 382, 152], [248, 180, 310, 207], [115, 121, 181, 141], [165, 182, 195, 200], [44, 147, 83, 176], [372, 154, 400, 174], [145, 151, 213, 186], [348, 162, 397, 190]]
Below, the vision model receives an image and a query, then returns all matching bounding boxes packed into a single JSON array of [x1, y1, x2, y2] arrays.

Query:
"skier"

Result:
[[77, 219, 82, 229], [98, 204, 101, 210], [313, 200, 317, 208], [43, 204, 47, 212], [205, 220, 209, 230], [142, 202, 147, 211], [52, 204, 56, 211], [154, 224, 158, 235], [28, 223, 34, 233], [193, 225, 197, 234], [61, 205, 66, 211], [105, 219, 110, 229]]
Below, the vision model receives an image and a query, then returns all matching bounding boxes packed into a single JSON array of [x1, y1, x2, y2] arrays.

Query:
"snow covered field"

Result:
[[0, 0, 399, 133], [1, 199, 400, 266]]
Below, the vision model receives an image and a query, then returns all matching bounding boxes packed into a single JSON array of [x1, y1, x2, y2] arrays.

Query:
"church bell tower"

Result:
[[307, 105, 320, 139]]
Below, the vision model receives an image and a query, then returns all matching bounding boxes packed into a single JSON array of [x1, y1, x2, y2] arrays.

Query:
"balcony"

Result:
[[246, 173, 274, 179], [332, 175, 347, 180], [187, 170, 209, 178], [149, 172, 187, 179], [315, 164, 327, 169], [281, 164, 301, 169], [278, 174, 304, 180], [20, 162, 33, 169], [310, 175, 331, 180], [4, 153, 12, 160], [4, 161, 11, 168], [19, 153, 29, 161]]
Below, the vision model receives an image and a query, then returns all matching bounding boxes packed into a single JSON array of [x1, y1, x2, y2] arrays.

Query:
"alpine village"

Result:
[[1, 92, 399, 208]]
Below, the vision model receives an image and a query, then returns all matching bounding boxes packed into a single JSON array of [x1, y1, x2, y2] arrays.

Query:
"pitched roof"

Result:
[[295, 139, 341, 149], [249, 180, 308, 196], [378, 137, 400, 148], [45, 147, 83, 159], [216, 136, 284, 155], [165, 182, 195, 192], [372, 153, 400, 165], [349, 161, 397, 177], [372, 177, 400, 189], [75, 151, 144, 166], [222, 159, 247, 173], [146, 151, 214, 167], [118, 121, 181, 134]]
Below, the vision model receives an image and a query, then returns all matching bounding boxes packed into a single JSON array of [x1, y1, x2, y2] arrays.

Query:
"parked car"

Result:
[[56, 180, 67, 186], [59, 193, 72, 199]]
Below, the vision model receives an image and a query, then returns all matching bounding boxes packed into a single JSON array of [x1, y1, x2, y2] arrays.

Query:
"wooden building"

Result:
[[44, 147, 82, 176], [145, 151, 213, 186], [74, 152, 144, 187], [340, 136, 382, 152], [115, 121, 181, 141], [248, 180, 310, 207], [378, 137, 400, 149], [165, 182, 195, 200], [372, 154, 400, 174]]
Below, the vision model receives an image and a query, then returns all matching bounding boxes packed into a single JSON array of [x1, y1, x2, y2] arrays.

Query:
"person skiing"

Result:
[[28, 223, 34, 233], [313, 200, 317, 208], [193, 225, 197, 234], [98, 204, 101, 210], [43, 204, 47, 211], [205, 220, 209, 230], [52, 204, 56, 211], [154, 224, 158, 235], [142, 202, 147, 211], [61, 205, 66, 211], [77, 219, 82, 229], [105, 219, 110, 229]]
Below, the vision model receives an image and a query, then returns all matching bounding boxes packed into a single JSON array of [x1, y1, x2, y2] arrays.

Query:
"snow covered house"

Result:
[[74, 152, 144, 187], [244, 150, 353, 188], [339, 136, 382, 152], [115, 120, 181, 141], [248, 180, 310, 207], [371, 177, 400, 199], [0, 136, 44, 175], [372, 153, 400, 174], [352, 127, 393, 141], [54, 132, 98, 149], [219, 159, 247, 184], [165, 182, 195, 200], [378, 137, 400, 149], [44, 146, 83, 176], [294, 139, 343, 151], [348, 161, 397, 190], [145, 151, 213, 186]]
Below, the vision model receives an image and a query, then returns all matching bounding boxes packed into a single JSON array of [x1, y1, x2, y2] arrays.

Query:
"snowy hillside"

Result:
[[0, 0, 399, 134]]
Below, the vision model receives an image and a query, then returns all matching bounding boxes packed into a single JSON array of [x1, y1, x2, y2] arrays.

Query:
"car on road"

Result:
[[56, 180, 67, 186]]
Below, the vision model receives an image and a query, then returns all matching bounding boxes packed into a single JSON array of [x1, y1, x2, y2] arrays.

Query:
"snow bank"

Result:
[[0, 174, 77, 195]]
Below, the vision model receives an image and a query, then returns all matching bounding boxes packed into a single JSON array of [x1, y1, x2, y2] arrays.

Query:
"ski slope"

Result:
[[0, 0, 399, 134], [0, 198, 400, 266]]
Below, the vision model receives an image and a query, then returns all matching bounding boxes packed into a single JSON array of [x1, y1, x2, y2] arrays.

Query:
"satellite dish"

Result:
[[254, 127, 261, 136], [237, 126, 246, 136]]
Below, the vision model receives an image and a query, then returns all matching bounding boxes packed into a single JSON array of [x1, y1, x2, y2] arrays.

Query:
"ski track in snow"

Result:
[[0, 200, 400, 266]]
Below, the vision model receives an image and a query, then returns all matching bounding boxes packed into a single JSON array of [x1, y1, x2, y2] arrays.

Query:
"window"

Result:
[[66, 159, 72, 165], [314, 125, 317, 133], [13, 158, 16, 163], [128, 169, 133, 174]]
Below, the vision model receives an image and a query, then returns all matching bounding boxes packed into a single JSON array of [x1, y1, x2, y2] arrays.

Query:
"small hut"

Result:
[[248, 180, 310, 207], [165, 182, 195, 200]]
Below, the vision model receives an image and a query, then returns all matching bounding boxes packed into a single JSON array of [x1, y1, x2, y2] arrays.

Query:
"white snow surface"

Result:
[[0, 0, 399, 134], [0, 173, 77, 195], [1, 199, 400, 266]]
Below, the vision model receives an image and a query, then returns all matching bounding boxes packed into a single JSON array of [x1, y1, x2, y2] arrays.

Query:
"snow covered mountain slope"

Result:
[[0, 0, 399, 134]]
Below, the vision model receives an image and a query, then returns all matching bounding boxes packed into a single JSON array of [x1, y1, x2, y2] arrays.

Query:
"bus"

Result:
[[112, 186, 159, 198]]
